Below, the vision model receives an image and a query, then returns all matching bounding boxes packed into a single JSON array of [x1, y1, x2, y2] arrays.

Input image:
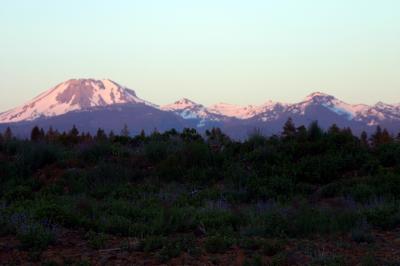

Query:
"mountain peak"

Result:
[[0, 79, 145, 123], [162, 98, 202, 111], [304, 92, 336, 104]]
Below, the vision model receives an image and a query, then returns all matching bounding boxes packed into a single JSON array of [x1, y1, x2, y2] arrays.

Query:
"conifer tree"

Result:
[[360, 131, 369, 146], [370, 126, 383, 147], [96, 128, 107, 141], [30, 126, 42, 142], [328, 124, 340, 135], [69, 125, 79, 138], [68, 125, 80, 144], [381, 129, 393, 144], [308, 121, 323, 140], [282, 117, 296, 138], [4, 127, 13, 141], [109, 130, 115, 140], [121, 124, 130, 137], [46, 127, 56, 142]]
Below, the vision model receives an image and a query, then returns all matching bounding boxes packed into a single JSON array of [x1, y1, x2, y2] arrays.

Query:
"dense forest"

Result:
[[1, 119, 400, 265]]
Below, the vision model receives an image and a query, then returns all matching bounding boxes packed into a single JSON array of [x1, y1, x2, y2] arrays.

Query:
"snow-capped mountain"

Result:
[[161, 98, 209, 120], [161, 98, 224, 127], [0, 79, 151, 123], [0, 79, 399, 138]]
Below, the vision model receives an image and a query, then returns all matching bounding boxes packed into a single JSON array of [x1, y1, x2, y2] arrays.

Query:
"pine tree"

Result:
[[31, 126, 42, 142], [69, 125, 79, 138], [4, 127, 13, 141], [40, 128, 45, 139], [121, 124, 130, 137], [85, 132, 93, 142], [328, 124, 340, 135], [397, 132, 400, 142], [360, 131, 369, 146], [308, 121, 323, 140], [282, 117, 296, 138], [96, 128, 107, 141], [46, 127, 56, 142], [381, 129, 393, 144], [68, 125, 80, 144], [109, 130, 115, 140], [370, 126, 383, 147]]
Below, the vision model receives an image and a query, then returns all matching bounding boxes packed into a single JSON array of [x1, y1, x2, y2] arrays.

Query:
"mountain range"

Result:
[[1, 79, 399, 139]]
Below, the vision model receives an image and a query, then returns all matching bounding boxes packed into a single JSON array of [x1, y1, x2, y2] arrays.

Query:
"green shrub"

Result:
[[363, 203, 400, 230], [262, 239, 285, 256], [350, 184, 375, 203], [351, 227, 374, 244], [85, 231, 107, 250], [239, 237, 263, 251], [138, 236, 166, 252], [4, 185, 33, 202], [16, 221, 56, 251], [243, 254, 264, 266], [79, 143, 113, 163], [204, 234, 234, 253], [197, 209, 242, 235], [156, 240, 182, 263], [309, 254, 346, 266], [99, 215, 132, 236]]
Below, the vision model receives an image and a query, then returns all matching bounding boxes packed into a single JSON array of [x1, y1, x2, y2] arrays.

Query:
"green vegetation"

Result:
[[0, 121, 400, 264]]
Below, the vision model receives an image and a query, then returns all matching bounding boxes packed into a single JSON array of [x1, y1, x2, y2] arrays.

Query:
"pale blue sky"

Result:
[[0, 0, 399, 110]]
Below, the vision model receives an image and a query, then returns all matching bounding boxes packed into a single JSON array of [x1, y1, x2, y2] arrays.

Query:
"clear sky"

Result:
[[0, 0, 399, 111]]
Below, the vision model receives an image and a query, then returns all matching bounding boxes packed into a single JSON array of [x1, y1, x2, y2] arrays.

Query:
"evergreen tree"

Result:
[[328, 124, 340, 135], [30, 126, 42, 142], [308, 121, 323, 140], [360, 131, 369, 146], [69, 125, 79, 138], [282, 117, 296, 138], [68, 125, 80, 144], [370, 127, 393, 145], [370, 126, 382, 147], [181, 128, 202, 142], [4, 127, 13, 141], [296, 125, 307, 141], [206, 127, 231, 150], [46, 127, 56, 142], [121, 124, 130, 137], [96, 128, 107, 141], [397, 132, 400, 142], [140, 129, 146, 138], [85, 132, 93, 142], [109, 130, 115, 140], [40, 128, 45, 139], [381, 129, 393, 144]]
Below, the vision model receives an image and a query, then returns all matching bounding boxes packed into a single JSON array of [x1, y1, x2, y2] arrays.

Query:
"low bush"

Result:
[[16, 221, 57, 251], [204, 234, 234, 253]]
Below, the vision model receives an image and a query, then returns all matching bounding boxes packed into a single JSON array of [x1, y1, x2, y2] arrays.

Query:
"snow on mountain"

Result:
[[161, 98, 222, 127], [1, 80, 400, 137], [0, 79, 151, 123], [161, 98, 208, 119], [290, 92, 370, 120], [207, 103, 261, 119]]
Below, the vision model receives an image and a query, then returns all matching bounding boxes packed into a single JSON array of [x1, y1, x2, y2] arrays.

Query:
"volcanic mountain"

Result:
[[0, 79, 399, 138], [0, 79, 152, 123]]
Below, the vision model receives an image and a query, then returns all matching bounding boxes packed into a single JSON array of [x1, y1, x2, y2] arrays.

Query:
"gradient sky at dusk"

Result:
[[0, 0, 399, 111]]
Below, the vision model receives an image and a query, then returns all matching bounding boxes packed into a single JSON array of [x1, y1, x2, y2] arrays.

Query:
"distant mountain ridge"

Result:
[[1, 79, 399, 138]]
